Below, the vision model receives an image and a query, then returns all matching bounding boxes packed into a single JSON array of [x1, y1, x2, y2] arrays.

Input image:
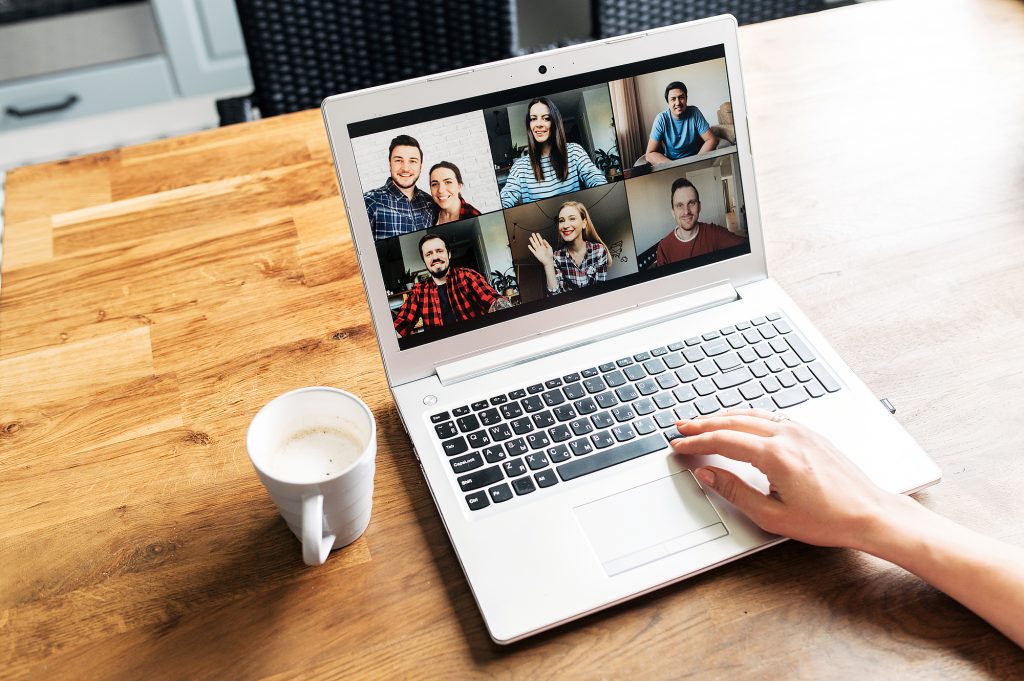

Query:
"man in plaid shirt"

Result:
[[393, 234, 505, 337], [364, 135, 436, 240]]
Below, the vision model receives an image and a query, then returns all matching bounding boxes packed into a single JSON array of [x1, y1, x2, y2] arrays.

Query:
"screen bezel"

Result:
[[322, 15, 767, 388]]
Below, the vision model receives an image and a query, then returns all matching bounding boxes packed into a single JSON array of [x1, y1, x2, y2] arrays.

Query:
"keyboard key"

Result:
[[490, 394, 508, 405], [809, 362, 841, 392], [442, 437, 469, 456], [673, 385, 697, 402], [534, 469, 559, 488], [612, 424, 637, 442], [727, 334, 747, 350], [805, 379, 826, 398], [702, 331, 720, 341], [633, 397, 656, 415], [451, 452, 484, 474], [740, 382, 765, 400], [616, 357, 634, 367], [655, 410, 678, 429], [466, 491, 489, 511], [583, 377, 606, 394], [526, 452, 550, 470], [636, 378, 659, 396], [605, 371, 627, 387], [615, 385, 640, 402], [591, 411, 615, 429], [767, 312, 781, 321], [542, 389, 566, 406], [526, 432, 551, 450], [750, 361, 769, 377], [458, 465, 502, 492], [500, 402, 523, 420], [509, 417, 532, 436], [651, 347, 668, 356], [547, 444, 571, 463], [683, 347, 704, 363], [656, 373, 680, 390], [720, 325, 737, 335], [563, 372, 581, 383], [753, 343, 774, 358], [793, 365, 814, 383], [527, 383, 545, 394], [545, 378, 563, 389], [786, 335, 817, 363], [634, 417, 657, 435], [774, 387, 809, 409], [599, 362, 616, 372], [779, 352, 800, 368], [693, 378, 716, 396], [765, 356, 785, 374], [553, 405, 577, 422], [505, 438, 528, 456], [479, 408, 501, 426], [457, 414, 480, 432], [434, 422, 458, 439], [532, 411, 555, 428], [654, 392, 676, 409], [512, 476, 536, 495], [522, 395, 544, 413], [489, 423, 514, 441], [581, 367, 599, 378], [570, 438, 593, 457], [777, 370, 797, 388], [735, 320, 751, 331], [612, 405, 636, 422], [715, 353, 742, 372], [675, 402, 699, 420], [503, 458, 528, 477], [713, 367, 753, 390], [743, 329, 762, 345], [676, 366, 699, 383], [574, 397, 598, 415], [557, 435, 664, 481], [752, 316, 767, 325], [718, 389, 744, 408], [563, 383, 586, 400], [570, 418, 594, 436], [774, 320, 792, 334], [643, 358, 666, 375], [685, 336, 702, 346], [668, 341, 685, 351], [452, 406, 470, 417], [595, 392, 618, 409], [482, 445, 506, 463], [769, 337, 790, 354], [702, 339, 730, 356], [738, 347, 758, 363], [509, 389, 527, 400], [749, 396, 776, 412], [664, 428, 684, 443], [471, 400, 489, 410], [489, 483, 513, 503], [695, 397, 720, 415], [466, 430, 491, 449], [591, 431, 615, 449], [664, 352, 685, 369], [759, 325, 778, 340], [761, 376, 782, 393], [625, 365, 646, 381], [695, 359, 718, 377], [430, 411, 450, 424], [549, 424, 572, 442]]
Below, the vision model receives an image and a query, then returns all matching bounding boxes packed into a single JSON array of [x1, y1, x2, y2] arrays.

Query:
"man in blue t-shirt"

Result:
[[645, 80, 718, 164]]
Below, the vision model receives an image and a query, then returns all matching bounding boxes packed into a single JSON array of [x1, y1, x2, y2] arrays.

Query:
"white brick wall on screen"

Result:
[[351, 111, 501, 215]]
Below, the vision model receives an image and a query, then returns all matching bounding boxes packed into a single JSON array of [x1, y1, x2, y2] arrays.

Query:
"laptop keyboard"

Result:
[[428, 312, 841, 512]]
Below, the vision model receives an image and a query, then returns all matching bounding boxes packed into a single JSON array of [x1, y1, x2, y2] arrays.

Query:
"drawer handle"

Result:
[[5, 94, 80, 119]]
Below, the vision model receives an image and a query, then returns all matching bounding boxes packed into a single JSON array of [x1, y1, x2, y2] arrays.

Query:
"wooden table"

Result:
[[3, 0, 1023, 677]]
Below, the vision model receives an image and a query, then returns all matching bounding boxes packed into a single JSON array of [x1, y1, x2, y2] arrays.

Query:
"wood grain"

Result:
[[2, 0, 1023, 678]]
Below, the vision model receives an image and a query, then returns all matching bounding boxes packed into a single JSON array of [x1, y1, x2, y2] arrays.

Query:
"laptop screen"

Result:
[[349, 44, 750, 351]]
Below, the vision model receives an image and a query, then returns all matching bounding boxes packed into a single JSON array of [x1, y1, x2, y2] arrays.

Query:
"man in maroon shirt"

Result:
[[393, 234, 506, 337], [655, 178, 747, 266]]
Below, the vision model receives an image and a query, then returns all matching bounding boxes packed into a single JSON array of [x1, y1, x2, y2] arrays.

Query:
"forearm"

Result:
[[862, 494, 1024, 646], [543, 264, 560, 293], [646, 150, 671, 165], [699, 136, 718, 153]]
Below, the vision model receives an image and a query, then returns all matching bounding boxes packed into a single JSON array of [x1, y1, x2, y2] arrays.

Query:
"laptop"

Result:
[[321, 15, 940, 644]]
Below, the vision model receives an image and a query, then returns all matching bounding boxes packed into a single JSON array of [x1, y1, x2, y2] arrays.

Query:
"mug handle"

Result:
[[301, 494, 337, 566]]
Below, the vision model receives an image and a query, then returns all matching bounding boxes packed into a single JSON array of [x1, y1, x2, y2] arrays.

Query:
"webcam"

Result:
[[538, 65, 547, 74]]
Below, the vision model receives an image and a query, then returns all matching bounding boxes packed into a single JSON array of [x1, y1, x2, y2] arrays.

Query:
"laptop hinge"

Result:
[[435, 280, 738, 386]]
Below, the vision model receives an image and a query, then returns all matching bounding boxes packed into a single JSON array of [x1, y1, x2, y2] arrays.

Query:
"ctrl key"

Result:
[[465, 490, 490, 511]]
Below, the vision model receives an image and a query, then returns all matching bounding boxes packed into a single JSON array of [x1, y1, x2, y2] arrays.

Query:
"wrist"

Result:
[[853, 492, 928, 558]]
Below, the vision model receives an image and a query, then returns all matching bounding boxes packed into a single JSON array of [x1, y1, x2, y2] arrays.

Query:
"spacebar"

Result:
[[556, 435, 665, 482]]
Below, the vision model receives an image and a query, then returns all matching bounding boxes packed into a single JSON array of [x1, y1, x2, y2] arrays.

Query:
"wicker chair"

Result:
[[593, 0, 830, 37]]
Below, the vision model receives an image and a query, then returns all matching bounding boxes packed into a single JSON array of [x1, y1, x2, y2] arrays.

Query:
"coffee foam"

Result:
[[269, 426, 364, 483]]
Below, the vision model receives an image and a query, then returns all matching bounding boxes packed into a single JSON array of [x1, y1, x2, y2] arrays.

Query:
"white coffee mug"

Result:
[[247, 387, 377, 566]]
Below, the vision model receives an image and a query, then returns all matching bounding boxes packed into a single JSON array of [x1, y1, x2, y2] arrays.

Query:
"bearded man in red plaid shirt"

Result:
[[393, 234, 508, 337]]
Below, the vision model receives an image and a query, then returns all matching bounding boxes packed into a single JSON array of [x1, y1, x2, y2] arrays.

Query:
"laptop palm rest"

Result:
[[574, 471, 729, 577]]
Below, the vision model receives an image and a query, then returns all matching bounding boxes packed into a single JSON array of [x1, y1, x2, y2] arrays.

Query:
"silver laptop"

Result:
[[321, 15, 940, 643]]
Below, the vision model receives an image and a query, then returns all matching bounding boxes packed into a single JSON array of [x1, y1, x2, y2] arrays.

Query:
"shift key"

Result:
[[457, 465, 504, 492]]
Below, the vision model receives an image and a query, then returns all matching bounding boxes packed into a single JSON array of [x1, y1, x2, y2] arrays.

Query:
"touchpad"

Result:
[[574, 471, 729, 576]]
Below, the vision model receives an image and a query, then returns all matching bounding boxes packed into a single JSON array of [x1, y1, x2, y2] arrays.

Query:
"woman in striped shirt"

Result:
[[500, 98, 608, 208], [527, 200, 610, 295]]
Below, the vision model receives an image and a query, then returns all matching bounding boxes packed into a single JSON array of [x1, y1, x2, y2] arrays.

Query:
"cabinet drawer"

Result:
[[0, 56, 175, 132]]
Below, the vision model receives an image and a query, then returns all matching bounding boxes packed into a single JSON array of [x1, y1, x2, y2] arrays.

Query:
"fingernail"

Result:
[[695, 468, 715, 486]]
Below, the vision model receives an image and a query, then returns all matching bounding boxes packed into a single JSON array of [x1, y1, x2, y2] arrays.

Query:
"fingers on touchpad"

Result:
[[574, 471, 729, 576]]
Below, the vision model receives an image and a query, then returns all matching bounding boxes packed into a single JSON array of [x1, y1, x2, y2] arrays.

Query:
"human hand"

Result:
[[527, 233, 554, 268], [671, 410, 899, 550]]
